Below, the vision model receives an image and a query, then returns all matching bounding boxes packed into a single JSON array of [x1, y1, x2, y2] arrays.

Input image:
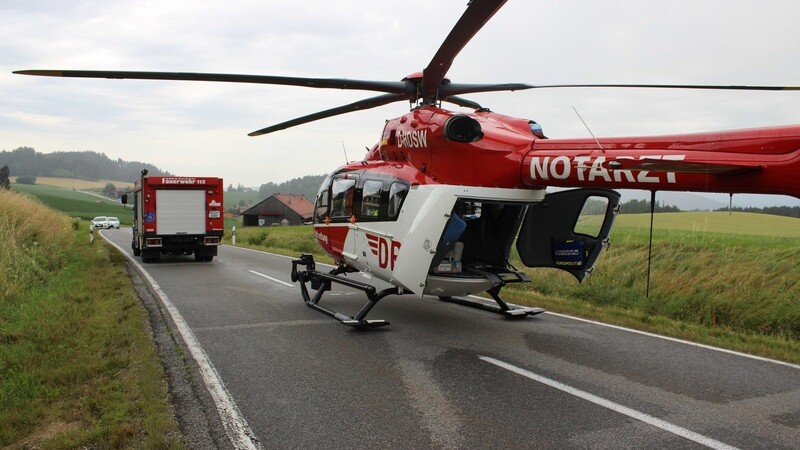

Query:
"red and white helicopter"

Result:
[[16, 0, 800, 329]]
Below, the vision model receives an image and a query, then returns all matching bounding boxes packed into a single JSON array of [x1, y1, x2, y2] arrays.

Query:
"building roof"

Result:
[[242, 193, 314, 219], [274, 194, 314, 218]]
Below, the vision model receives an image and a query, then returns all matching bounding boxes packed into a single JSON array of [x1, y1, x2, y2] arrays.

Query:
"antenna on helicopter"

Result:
[[572, 106, 604, 153], [646, 190, 657, 297], [341, 141, 349, 164], [728, 193, 734, 215]]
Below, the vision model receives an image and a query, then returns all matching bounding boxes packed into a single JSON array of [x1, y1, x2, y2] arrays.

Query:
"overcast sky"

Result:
[[3, 0, 800, 204]]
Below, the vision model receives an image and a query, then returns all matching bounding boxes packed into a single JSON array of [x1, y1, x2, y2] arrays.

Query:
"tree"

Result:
[[103, 182, 117, 196], [16, 175, 36, 185], [258, 174, 326, 200], [0, 165, 9, 190]]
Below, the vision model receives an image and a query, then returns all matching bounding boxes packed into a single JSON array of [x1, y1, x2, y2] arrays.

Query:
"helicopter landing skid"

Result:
[[438, 286, 545, 319], [291, 254, 399, 330]]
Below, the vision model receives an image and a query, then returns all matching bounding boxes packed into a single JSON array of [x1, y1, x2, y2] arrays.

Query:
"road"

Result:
[[101, 228, 800, 449]]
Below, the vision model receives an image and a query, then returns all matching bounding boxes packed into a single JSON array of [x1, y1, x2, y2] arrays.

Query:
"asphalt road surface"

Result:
[[101, 228, 800, 449]]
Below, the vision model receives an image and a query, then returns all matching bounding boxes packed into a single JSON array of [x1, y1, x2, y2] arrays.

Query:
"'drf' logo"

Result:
[[366, 234, 401, 270]]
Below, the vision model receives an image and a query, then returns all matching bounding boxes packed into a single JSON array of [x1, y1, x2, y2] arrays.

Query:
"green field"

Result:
[[11, 176, 133, 191], [12, 183, 133, 224], [610, 211, 800, 237]]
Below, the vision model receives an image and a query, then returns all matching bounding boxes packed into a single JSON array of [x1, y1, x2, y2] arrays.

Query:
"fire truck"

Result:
[[123, 174, 224, 262]]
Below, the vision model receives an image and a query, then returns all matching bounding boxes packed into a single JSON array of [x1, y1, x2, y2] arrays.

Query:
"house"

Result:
[[242, 194, 314, 227]]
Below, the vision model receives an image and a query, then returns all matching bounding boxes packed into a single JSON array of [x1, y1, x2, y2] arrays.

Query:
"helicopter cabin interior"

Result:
[[428, 189, 620, 286], [429, 200, 525, 280], [315, 171, 620, 287]]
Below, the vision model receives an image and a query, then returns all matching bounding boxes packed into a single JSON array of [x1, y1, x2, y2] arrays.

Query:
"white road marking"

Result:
[[479, 356, 739, 450], [467, 295, 799, 370], [101, 231, 262, 450], [542, 311, 800, 370], [224, 244, 302, 261], [223, 244, 336, 267], [248, 270, 294, 287]]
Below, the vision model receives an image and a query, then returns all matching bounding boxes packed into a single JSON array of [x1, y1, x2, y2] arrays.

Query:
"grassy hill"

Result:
[[12, 182, 132, 224], [12, 176, 267, 223], [17, 176, 248, 221], [11, 176, 133, 191]]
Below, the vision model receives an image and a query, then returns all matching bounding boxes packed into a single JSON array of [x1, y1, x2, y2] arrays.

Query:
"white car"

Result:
[[91, 216, 109, 228], [107, 217, 120, 229]]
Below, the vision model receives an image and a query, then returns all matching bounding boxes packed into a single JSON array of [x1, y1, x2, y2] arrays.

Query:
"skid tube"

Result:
[[438, 279, 546, 319], [291, 254, 399, 330]]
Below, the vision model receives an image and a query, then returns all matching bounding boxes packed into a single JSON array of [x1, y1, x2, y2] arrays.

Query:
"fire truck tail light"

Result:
[[145, 238, 162, 247], [204, 237, 221, 246]]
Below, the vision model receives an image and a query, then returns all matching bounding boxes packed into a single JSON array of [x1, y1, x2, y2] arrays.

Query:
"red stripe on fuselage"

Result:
[[314, 224, 349, 261]]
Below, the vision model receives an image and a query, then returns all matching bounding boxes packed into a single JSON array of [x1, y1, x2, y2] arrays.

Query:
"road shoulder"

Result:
[[126, 263, 233, 449]]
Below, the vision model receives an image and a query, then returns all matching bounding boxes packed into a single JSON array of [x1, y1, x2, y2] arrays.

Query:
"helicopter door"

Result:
[[516, 189, 620, 282], [391, 188, 455, 296]]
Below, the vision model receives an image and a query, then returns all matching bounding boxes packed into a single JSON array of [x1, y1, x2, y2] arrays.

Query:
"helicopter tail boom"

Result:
[[522, 124, 800, 199]]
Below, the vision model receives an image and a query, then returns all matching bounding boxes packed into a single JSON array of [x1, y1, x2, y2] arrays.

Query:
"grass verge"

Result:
[[0, 189, 182, 448]]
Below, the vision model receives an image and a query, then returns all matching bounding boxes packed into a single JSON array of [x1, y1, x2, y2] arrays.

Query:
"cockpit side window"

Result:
[[388, 182, 409, 219], [330, 176, 357, 219], [360, 179, 384, 220], [314, 175, 333, 223]]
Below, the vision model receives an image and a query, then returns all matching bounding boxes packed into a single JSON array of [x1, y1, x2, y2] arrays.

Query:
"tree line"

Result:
[[256, 174, 327, 201], [715, 205, 800, 218], [0, 147, 171, 182], [619, 198, 681, 214], [619, 199, 800, 219]]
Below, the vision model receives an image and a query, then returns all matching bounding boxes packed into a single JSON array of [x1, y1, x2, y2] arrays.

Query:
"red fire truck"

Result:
[[123, 174, 224, 262]]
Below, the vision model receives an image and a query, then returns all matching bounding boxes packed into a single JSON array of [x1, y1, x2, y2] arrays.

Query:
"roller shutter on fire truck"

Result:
[[156, 190, 205, 235]]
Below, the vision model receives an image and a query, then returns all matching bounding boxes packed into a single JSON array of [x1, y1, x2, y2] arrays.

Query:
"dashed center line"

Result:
[[248, 269, 294, 287], [479, 356, 739, 450]]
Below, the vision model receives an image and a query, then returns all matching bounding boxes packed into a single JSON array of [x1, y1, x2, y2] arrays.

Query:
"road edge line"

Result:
[[101, 231, 262, 449]]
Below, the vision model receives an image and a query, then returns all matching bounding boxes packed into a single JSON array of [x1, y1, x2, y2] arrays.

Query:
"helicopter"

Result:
[[15, 0, 800, 329]]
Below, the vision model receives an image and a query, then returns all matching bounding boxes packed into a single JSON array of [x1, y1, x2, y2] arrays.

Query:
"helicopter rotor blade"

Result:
[[421, 0, 507, 102], [13, 70, 408, 94], [248, 93, 406, 136], [526, 83, 800, 91], [441, 82, 535, 96], [441, 82, 800, 97], [443, 96, 483, 110]]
